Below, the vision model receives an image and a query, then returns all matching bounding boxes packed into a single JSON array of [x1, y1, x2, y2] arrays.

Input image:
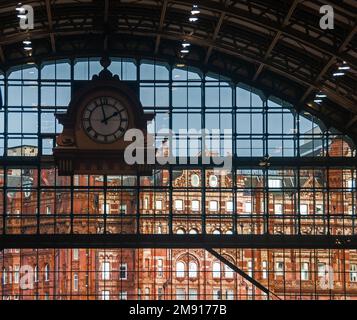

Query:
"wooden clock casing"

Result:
[[53, 59, 154, 175]]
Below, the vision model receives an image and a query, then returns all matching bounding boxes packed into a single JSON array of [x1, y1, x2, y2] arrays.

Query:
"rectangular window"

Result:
[[119, 291, 127, 300], [226, 201, 233, 212], [225, 290, 234, 300], [102, 261, 110, 280], [158, 287, 163, 300], [144, 197, 149, 209], [300, 204, 308, 215], [191, 200, 200, 211], [14, 265, 20, 284], [350, 264, 357, 282], [318, 263, 326, 278], [73, 249, 79, 261], [247, 261, 253, 277], [73, 273, 78, 291], [268, 179, 282, 188], [275, 262, 284, 276], [157, 259, 163, 278], [301, 262, 309, 281], [262, 261, 268, 279], [209, 201, 218, 212], [175, 200, 183, 211], [155, 200, 163, 210], [119, 204, 127, 214], [119, 264, 127, 280], [244, 202, 252, 214], [188, 289, 198, 300], [213, 289, 221, 300], [176, 288, 185, 300], [102, 290, 110, 300], [274, 204, 282, 215]]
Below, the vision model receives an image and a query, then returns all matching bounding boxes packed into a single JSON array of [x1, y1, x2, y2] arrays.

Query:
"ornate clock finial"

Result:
[[100, 56, 111, 70], [92, 56, 120, 81]]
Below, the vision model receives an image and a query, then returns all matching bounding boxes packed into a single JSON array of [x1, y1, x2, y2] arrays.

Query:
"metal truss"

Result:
[[0, 0, 355, 141], [1, 234, 357, 249]]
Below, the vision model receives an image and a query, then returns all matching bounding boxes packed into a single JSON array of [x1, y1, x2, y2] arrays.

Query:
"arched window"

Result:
[[213, 262, 221, 278], [176, 228, 186, 235], [44, 264, 50, 282], [176, 261, 185, 278], [191, 174, 200, 187], [226, 230, 233, 235], [189, 229, 198, 234], [189, 262, 198, 278], [213, 229, 221, 235]]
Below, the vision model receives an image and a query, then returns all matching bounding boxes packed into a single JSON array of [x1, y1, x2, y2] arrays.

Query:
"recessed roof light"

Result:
[[180, 49, 189, 54], [182, 42, 191, 48], [333, 72, 345, 77], [316, 93, 327, 98], [189, 17, 198, 22]]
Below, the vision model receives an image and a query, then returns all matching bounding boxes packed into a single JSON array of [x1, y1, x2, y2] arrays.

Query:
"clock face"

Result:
[[82, 96, 129, 143]]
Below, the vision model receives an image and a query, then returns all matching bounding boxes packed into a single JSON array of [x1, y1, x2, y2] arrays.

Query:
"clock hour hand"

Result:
[[101, 111, 120, 123]]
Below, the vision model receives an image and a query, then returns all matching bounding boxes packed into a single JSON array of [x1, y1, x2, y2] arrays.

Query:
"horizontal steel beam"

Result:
[[1, 235, 357, 249]]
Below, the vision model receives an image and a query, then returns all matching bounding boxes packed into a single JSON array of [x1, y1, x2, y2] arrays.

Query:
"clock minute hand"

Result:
[[100, 105, 108, 125]]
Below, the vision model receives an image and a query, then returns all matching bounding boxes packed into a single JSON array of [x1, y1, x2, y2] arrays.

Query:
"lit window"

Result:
[[44, 264, 50, 282], [347, 179, 356, 191], [244, 202, 252, 214], [209, 200, 218, 212], [176, 262, 185, 278], [119, 264, 127, 280], [213, 229, 221, 235], [145, 287, 150, 300], [102, 261, 110, 280], [176, 288, 185, 300], [301, 262, 309, 281], [262, 261, 268, 279], [226, 230, 233, 235], [14, 265, 20, 284], [2, 268, 6, 285], [213, 289, 221, 300], [274, 204, 282, 215], [119, 204, 127, 214], [157, 259, 163, 278], [225, 290, 234, 300], [34, 265, 38, 283], [46, 206, 51, 215], [119, 291, 127, 300], [247, 261, 253, 277], [318, 263, 326, 277], [225, 265, 234, 278], [191, 174, 200, 187], [209, 175, 218, 187], [188, 289, 198, 300], [189, 229, 198, 234], [268, 179, 282, 188], [73, 273, 79, 291], [226, 201, 233, 212], [155, 200, 163, 210], [176, 228, 186, 235], [213, 262, 221, 278], [73, 249, 79, 261], [191, 200, 200, 211], [350, 264, 357, 282], [175, 199, 183, 211], [275, 262, 284, 277], [144, 197, 149, 209], [300, 204, 308, 215], [189, 262, 198, 278], [102, 290, 110, 300], [316, 204, 323, 214]]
